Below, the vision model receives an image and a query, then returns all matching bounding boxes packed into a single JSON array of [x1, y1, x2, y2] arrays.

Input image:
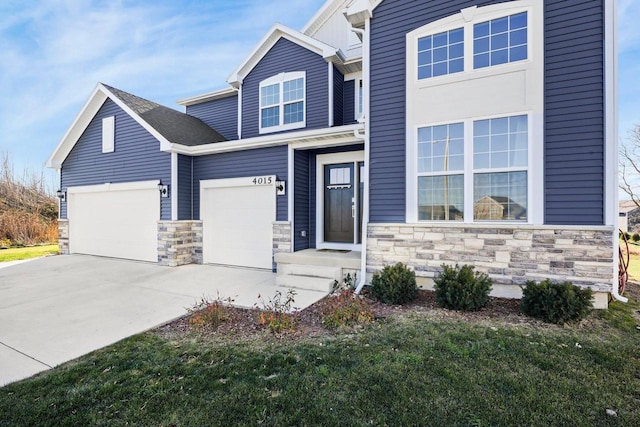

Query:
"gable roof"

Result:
[[47, 83, 225, 169], [226, 23, 343, 87]]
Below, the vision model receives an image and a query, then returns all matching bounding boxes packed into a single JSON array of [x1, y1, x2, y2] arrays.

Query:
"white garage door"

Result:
[[68, 181, 159, 262], [201, 176, 276, 269]]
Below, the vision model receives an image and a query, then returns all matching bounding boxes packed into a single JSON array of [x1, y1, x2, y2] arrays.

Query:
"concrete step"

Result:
[[277, 263, 342, 280], [276, 274, 336, 293]]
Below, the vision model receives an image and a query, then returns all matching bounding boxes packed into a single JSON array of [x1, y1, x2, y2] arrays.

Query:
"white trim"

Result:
[[200, 175, 276, 190], [163, 123, 364, 156], [101, 116, 115, 153], [227, 23, 340, 87], [67, 180, 160, 194], [259, 71, 306, 134], [237, 84, 243, 139], [171, 152, 178, 221], [288, 144, 295, 245], [328, 63, 334, 126], [315, 151, 365, 251], [302, 0, 347, 35], [605, 0, 617, 228], [176, 87, 237, 107]]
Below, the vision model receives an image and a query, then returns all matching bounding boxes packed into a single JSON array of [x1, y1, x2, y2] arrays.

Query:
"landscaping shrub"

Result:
[[369, 262, 417, 305], [521, 279, 593, 324], [256, 289, 297, 333], [322, 289, 374, 329], [633, 233, 640, 243], [187, 295, 234, 330], [433, 264, 493, 311]]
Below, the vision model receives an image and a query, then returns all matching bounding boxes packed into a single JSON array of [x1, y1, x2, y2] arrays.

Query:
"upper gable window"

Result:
[[418, 28, 464, 79], [102, 116, 115, 153], [259, 71, 306, 134], [473, 12, 527, 69]]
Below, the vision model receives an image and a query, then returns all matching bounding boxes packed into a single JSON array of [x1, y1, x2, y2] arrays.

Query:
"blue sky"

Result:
[[0, 0, 638, 187]]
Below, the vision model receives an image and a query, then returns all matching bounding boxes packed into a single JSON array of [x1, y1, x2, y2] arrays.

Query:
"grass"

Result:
[[0, 244, 59, 262], [1, 295, 639, 426], [625, 250, 640, 282]]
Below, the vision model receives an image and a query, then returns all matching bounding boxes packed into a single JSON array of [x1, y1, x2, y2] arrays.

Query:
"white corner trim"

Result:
[[67, 180, 160, 194], [171, 152, 178, 221], [328, 63, 334, 126], [287, 144, 294, 243], [238, 84, 243, 139], [605, 0, 618, 227]]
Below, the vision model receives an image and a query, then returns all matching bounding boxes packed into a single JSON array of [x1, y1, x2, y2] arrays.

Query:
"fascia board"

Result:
[[46, 84, 107, 169], [176, 87, 237, 107], [302, 0, 348, 35], [227, 23, 339, 86]]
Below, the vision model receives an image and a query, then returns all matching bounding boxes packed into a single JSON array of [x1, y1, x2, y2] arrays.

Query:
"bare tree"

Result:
[[620, 124, 640, 207]]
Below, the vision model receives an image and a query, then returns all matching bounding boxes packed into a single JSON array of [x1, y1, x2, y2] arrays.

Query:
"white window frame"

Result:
[[102, 116, 115, 153], [412, 112, 534, 224], [259, 71, 306, 134]]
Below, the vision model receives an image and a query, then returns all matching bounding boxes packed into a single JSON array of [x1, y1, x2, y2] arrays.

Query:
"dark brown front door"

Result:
[[324, 163, 354, 243]]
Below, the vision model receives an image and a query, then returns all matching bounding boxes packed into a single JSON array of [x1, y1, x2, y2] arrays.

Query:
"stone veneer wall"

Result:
[[273, 221, 292, 270], [157, 221, 203, 267], [367, 224, 614, 293], [58, 219, 69, 255]]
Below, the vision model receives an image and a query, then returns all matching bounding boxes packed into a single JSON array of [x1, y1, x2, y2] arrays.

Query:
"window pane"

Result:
[[491, 49, 508, 65], [261, 106, 279, 128], [510, 12, 527, 30], [261, 83, 279, 107], [474, 21, 490, 38], [473, 171, 527, 221], [284, 101, 303, 124], [418, 36, 432, 51], [433, 32, 447, 47], [449, 58, 464, 73], [491, 17, 509, 34], [433, 61, 448, 77], [418, 175, 464, 221], [283, 78, 303, 102], [510, 45, 527, 62], [418, 65, 432, 79], [492, 134, 508, 152], [510, 28, 527, 46], [474, 120, 490, 136], [474, 53, 490, 69], [449, 43, 464, 59], [433, 46, 447, 63], [474, 136, 490, 154], [449, 28, 464, 43], [474, 37, 490, 54], [491, 118, 509, 135], [418, 50, 432, 65], [491, 33, 508, 50]]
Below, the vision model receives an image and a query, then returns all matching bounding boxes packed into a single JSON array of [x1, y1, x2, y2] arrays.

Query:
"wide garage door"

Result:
[[68, 181, 159, 262], [201, 176, 276, 269]]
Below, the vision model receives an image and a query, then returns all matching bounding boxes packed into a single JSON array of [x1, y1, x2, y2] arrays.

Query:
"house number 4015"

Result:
[[252, 176, 273, 185]]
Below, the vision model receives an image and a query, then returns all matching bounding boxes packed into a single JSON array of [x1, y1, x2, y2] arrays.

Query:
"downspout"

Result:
[[352, 19, 370, 295], [606, 0, 627, 303]]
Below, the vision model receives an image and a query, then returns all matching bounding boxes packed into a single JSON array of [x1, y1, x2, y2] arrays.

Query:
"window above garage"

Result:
[[259, 71, 306, 134]]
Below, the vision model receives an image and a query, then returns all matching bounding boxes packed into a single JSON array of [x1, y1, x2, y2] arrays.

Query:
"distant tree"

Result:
[[620, 124, 640, 207]]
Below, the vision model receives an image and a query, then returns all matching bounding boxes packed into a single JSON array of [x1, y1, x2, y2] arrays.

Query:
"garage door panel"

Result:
[[201, 178, 276, 270], [68, 184, 159, 262]]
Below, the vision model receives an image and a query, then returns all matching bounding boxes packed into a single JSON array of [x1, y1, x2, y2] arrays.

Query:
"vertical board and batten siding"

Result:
[[186, 95, 238, 141], [369, 0, 605, 226], [177, 154, 193, 220], [343, 79, 356, 125], [192, 146, 288, 221], [60, 98, 171, 220], [294, 150, 311, 251], [241, 38, 329, 139], [369, 0, 503, 223], [544, 0, 605, 225], [333, 65, 344, 126]]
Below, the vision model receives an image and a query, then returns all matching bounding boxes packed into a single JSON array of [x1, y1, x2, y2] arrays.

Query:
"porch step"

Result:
[[277, 263, 342, 280], [276, 274, 337, 293]]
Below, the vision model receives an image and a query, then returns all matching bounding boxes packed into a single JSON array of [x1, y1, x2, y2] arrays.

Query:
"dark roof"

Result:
[[102, 83, 226, 146]]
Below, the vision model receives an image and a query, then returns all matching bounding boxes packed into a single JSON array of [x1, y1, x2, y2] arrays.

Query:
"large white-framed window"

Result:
[[414, 114, 530, 223], [473, 12, 528, 69], [259, 71, 306, 134]]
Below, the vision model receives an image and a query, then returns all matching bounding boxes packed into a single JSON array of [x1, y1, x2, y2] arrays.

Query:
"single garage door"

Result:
[[201, 176, 276, 269], [68, 181, 159, 262]]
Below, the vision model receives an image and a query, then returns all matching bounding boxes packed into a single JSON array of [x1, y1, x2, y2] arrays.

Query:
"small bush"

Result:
[[332, 272, 357, 293], [633, 233, 640, 242], [187, 294, 234, 330], [369, 262, 417, 305], [322, 289, 374, 329], [255, 289, 297, 333], [521, 279, 593, 324], [433, 264, 493, 311]]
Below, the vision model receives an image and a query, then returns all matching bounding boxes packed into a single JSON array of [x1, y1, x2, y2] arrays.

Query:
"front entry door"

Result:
[[324, 163, 354, 243]]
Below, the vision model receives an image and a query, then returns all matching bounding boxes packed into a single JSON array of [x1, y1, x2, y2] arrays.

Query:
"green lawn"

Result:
[[626, 250, 640, 282], [1, 294, 639, 426], [0, 244, 59, 262]]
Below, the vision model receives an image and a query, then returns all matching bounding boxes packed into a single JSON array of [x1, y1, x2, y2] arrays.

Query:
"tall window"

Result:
[[473, 12, 527, 69], [417, 27, 464, 79], [416, 115, 529, 222], [417, 123, 464, 220], [259, 72, 305, 133], [473, 115, 528, 220]]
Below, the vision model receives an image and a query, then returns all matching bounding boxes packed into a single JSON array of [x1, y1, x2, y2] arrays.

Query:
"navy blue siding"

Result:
[[294, 150, 311, 251], [186, 95, 238, 141], [369, 0, 605, 225], [192, 146, 288, 221], [343, 79, 356, 125], [333, 66, 344, 126], [60, 99, 171, 219], [242, 38, 329, 138], [177, 154, 193, 220], [369, 0, 504, 223], [544, 0, 605, 225]]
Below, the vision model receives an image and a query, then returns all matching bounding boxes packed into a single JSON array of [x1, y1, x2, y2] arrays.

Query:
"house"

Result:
[[47, 0, 620, 308], [619, 200, 639, 234]]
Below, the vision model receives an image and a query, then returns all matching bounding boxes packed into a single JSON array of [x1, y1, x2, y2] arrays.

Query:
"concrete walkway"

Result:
[[0, 255, 326, 387]]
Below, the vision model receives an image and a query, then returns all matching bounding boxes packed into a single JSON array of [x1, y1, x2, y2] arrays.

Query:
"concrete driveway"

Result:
[[0, 255, 326, 387]]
